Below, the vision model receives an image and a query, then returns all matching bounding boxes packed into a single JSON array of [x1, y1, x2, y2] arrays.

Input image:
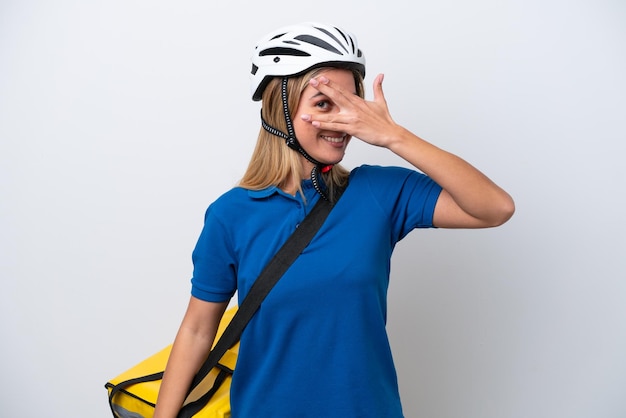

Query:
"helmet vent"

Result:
[[294, 35, 342, 55], [259, 47, 311, 57], [315, 27, 350, 54], [339, 30, 355, 54]]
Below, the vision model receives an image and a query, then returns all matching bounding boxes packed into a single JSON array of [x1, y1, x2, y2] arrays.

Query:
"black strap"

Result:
[[178, 368, 231, 418], [107, 190, 343, 418], [107, 372, 163, 413]]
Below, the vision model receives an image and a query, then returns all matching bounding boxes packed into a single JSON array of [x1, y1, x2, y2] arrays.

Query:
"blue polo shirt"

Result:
[[191, 164, 442, 418]]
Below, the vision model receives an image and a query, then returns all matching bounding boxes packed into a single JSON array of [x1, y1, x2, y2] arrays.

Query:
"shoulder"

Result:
[[347, 164, 441, 212], [347, 165, 442, 234], [209, 187, 250, 208], [205, 186, 247, 212], [349, 164, 433, 190], [351, 164, 414, 178], [203, 186, 265, 225], [203, 185, 288, 228]]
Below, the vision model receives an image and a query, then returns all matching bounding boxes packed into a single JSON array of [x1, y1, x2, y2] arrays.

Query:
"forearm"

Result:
[[387, 126, 515, 227], [153, 330, 213, 418], [154, 299, 228, 418]]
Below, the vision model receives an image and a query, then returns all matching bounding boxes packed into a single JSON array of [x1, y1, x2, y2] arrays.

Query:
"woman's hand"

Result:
[[303, 73, 404, 148]]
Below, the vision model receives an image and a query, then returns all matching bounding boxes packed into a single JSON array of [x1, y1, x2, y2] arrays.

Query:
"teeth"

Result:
[[321, 135, 345, 143]]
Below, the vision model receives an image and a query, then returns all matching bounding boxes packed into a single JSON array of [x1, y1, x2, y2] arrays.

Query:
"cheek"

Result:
[[293, 116, 315, 139]]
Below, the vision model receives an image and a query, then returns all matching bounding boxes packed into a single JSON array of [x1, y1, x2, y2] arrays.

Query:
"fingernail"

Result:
[[301, 114, 311, 121], [309, 78, 319, 86], [319, 76, 329, 84]]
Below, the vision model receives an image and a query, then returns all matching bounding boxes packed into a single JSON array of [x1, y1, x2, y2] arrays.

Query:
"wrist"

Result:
[[386, 126, 422, 154]]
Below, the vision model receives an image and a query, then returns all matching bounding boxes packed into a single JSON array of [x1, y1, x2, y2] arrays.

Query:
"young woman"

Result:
[[154, 22, 514, 418]]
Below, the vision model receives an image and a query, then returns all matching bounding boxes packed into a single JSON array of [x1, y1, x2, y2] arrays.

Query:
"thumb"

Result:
[[372, 73, 386, 104]]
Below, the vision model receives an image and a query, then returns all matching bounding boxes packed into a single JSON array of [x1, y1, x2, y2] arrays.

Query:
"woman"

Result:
[[154, 22, 514, 418]]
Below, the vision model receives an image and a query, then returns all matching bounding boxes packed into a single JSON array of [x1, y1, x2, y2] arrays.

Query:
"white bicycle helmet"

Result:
[[250, 22, 366, 101]]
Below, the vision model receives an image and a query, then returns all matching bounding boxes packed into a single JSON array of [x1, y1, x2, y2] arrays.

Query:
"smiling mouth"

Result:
[[320, 134, 347, 143]]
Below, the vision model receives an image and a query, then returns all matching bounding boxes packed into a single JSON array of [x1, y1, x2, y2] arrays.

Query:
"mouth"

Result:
[[320, 134, 347, 144]]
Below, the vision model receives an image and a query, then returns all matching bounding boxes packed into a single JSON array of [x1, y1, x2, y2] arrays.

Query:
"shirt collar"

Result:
[[248, 186, 281, 199], [247, 180, 317, 200]]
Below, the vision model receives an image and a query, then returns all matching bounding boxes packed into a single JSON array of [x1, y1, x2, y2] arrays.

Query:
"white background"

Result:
[[1, 0, 625, 417]]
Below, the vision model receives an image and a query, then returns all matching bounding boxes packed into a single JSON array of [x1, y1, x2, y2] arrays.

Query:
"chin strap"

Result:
[[260, 77, 332, 201]]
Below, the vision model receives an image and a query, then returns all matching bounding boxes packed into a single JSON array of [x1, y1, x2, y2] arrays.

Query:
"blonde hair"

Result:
[[239, 67, 364, 202]]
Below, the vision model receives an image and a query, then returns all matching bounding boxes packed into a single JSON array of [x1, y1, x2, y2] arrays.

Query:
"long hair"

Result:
[[239, 67, 365, 202]]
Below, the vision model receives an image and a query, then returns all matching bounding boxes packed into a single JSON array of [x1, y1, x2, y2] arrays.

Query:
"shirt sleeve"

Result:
[[190, 204, 238, 302], [359, 165, 442, 242]]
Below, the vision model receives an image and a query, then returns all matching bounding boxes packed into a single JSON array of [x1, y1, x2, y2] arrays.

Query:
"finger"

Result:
[[309, 76, 353, 106], [300, 113, 336, 128], [372, 73, 387, 104]]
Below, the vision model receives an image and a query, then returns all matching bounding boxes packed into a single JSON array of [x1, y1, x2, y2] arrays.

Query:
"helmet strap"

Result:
[[259, 77, 332, 200]]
